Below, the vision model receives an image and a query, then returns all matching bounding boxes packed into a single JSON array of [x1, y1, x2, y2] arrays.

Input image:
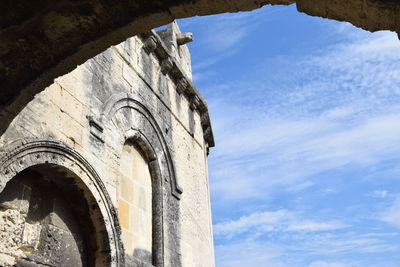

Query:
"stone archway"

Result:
[[92, 92, 185, 266], [1, 0, 399, 134], [0, 164, 96, 266], [0, 139, 124, 266]]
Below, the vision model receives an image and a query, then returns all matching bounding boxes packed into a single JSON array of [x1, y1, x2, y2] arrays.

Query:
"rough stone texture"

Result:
[[296, 0, 400, 33], [1, 0, 398, 136], [0, 22, 215, 267], [0, 171, 90, 267], [0, 140, 124, 266]]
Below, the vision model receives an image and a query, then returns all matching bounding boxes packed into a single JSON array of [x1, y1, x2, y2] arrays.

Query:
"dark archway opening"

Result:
[[0, 164, 110, 266]]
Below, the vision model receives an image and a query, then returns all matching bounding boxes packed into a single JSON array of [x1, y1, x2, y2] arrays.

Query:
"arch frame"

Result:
[[0, 138, 125, 267], [96, 92, 184, 266], [100, 92, 183, 199], [124, 128, 165, 267]]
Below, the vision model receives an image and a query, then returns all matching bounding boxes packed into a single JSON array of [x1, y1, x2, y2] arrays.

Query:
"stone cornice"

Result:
[[140, 30, 215, 148]]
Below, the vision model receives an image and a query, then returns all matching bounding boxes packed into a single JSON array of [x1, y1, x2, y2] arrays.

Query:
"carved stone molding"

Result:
[[100, 92, 183, 199], [200, 113, 210, 128], [144, 36, 158, 54], [161, 58, 174, 75], [0, 138, 124, 267], [176, 77, 188, 95], [139, 31, 215, 147], [190, 95, 200, 111], [97, 93, 189, 266]]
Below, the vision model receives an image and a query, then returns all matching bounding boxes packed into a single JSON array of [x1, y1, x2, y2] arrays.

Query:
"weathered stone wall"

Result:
[[0, 22, 215, 267]]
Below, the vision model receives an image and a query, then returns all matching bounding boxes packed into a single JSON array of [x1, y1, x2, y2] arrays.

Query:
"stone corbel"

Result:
[[190, 95, 200, 111], [176, 77, 188, 95], [143, 36, 157, 54], [161, 57, 173, 75], [176, 32, 194, 46], [204, 126, 212, 142], [200, 113, 209, 128]]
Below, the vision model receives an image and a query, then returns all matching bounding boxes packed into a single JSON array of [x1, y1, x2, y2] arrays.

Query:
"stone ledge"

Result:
[[140, 30, 215, 148]]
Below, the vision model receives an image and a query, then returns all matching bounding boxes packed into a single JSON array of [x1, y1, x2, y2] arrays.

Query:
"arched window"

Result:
[[118, 140, 153, 265]]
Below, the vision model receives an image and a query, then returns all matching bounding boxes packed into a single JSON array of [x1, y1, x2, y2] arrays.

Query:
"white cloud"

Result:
[[210, 112, 400, 203], [298, 234, 399, 255], [214, 210, 348, 237], [286, 221, 348, 232], [214, 230, 399, 267], [188, 12, 257, 58], [371, 190, 388, 198], [216, 240, 286, 267], [214, 210, 289, 236], [189, 9, 400, 267], [180, 6, 291, 79], [308, 261, 358, 267], [208, 29, 400, 204]]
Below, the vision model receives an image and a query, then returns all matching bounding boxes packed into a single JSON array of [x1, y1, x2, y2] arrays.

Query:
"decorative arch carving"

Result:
[[99, 92, 183, 199], [0, 139, 124, 267]]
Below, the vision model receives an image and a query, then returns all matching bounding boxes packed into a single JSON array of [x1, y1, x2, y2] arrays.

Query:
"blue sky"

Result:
[[177, 4, 400, 267]]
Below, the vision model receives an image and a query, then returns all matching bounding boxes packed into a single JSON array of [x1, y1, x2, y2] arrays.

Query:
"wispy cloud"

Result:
[[203, 17, 400, 267], [214, 209, 349, 238], [370, 190, 388, 198], [308, 261, 359, 267], [182, 5, 400, 266], [215, 240, 286, 267], [210, 112, 400, 204], [208, 29, 400, 205], [215, 230, 399, 267], [179, 6, 290, 81]]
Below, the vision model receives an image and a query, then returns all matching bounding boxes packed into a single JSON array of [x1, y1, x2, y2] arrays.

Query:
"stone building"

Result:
[[0, 22, 215, 267], [1, 1, 397, 266]]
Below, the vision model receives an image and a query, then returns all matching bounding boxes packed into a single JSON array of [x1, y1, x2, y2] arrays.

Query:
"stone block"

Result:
[[120, 175, 134, 203], [0, 253, 16, 266], [121, 228, 134, 255], [0, 180, 30, 212], [118, 199, 130, 230], [21, 222, 41, 250]]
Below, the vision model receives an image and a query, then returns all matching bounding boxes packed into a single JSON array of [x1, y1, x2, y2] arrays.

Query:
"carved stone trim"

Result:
[[200, 113, 209, 128], [161, 58, 173, 75], [98, 93, 186, 266], [100, 92, 183, 198], [176, 77, 188, 95], [124, 128, 164, 267], [203, 126, 213, 147], [0, 138, 124, 267], [139, 31, 215, 148], [190, 95, 200, 111]]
